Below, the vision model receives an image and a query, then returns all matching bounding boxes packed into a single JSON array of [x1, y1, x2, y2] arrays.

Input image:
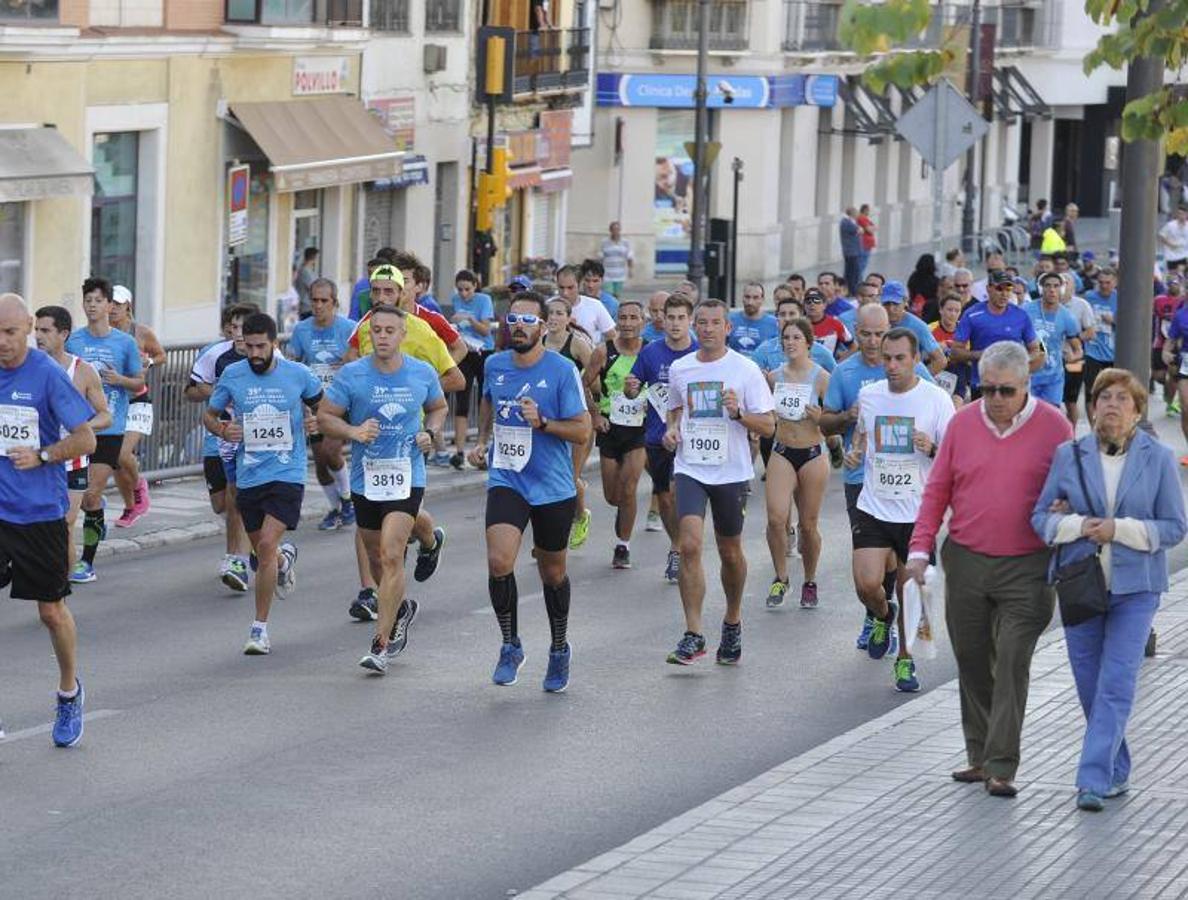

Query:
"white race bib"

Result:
[[683, 417, 728, 466], [243, 409, 293, 453], [126, 403, 154, 435], [0, 404, 39, 457], [609, 392, 646, 427], [647, 382, 670, 417], [363, 455, 411, 501], [872, 455, 922, 499], [493, 423, 532, 472], [773, 382, 813, 422], [1179, 356, 1188, 378], [311, 363, 338, 389], [935, 371, 959, 395]]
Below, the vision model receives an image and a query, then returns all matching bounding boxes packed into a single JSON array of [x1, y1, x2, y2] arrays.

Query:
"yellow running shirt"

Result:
[[348, 310, 454, 374]]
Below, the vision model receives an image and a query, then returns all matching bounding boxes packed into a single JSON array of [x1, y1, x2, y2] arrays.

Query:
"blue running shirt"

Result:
[[288, 315, 356, 390], [752, 336, 837, 374], [1023, 301, 1080, 386], [482, 350, 587, 504], [727, 311, 780, 359], [1082, 289, 1118, 362], [65, 327, 142, 435], [327, 355, 443, 498], [629, 339, 699, 446], [952, 302, 1037, 387], [209, 357, 323, 489], [0, 349, 94, 523]]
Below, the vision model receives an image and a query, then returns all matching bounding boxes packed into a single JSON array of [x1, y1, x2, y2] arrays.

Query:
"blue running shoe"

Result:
[[70, 561, 96, 584], [340, 499, 356, 527], [493, 640, 525, 685], [867, 601, 898, 660], [856, 613, 875, 650], [52, 680, 84, 748], [894, 657, 920, 692], [543, 643, 571, 692], [666, 631, 706, 665], [349, 588, 378, 622], [664, 550, 680, 584], [318, 509, 342, 531], [716, 621, 742, 665]]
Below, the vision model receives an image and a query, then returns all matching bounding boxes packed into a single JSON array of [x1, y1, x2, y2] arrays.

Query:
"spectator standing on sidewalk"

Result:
[[907, 341, 1073, 798], [600, 222, 634, 298], [1032, 369, 1186, 812], [839, 208, 864, 300], [856, 204, 877, 278]]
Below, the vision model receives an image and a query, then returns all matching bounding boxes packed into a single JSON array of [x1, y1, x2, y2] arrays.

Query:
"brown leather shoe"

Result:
[[984, 777, 1018, 797], [951, 766, 985, 783]]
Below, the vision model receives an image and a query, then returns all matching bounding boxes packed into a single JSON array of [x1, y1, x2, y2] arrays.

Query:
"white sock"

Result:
[[58, 684, 79, 700], [332, 465, 351, 500], [321, 483, 340, 508], [617, 540, 629, 551], [252, 620, 268, 634]]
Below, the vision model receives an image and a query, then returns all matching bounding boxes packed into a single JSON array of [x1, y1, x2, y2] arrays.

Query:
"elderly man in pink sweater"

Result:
[[907, 341, 1073, 798]]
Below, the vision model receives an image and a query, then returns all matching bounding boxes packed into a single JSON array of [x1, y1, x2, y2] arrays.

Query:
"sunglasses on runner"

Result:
[[980, 384, 1020, 397], [505, 313, 541, 326]]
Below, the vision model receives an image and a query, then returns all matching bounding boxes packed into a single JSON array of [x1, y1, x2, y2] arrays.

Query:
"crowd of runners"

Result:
[[3, 230, 1184, 749]]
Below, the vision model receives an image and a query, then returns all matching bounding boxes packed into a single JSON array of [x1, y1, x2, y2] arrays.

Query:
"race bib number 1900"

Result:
[[683, 417, 728, 466], [0, 405, 39, 457]]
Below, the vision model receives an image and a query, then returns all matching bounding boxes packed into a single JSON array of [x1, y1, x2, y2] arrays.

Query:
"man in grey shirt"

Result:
[[600, 221, 634, 298]]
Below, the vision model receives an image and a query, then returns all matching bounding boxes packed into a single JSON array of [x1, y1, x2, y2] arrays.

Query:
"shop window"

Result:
[[226, 0, 314, 24], [91, 131, 139, 294], [370, 0, 408, 30], [0, 203, 25, 295], [425, 0, 459, 31], [225, 170, 271, 311], [0, 0, 58, 21]]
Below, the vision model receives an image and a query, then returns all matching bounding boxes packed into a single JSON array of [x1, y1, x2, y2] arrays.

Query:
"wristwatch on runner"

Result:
[[38, 449, 51, 465]]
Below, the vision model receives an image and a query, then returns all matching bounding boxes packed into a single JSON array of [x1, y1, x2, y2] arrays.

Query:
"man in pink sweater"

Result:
[[906, 341, 1073, 798]]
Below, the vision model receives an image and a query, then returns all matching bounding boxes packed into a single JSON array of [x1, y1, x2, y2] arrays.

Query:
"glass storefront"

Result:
[[91, 131, 139, 291], [225, 168, 271, 312], [0, 202, 25, 295]]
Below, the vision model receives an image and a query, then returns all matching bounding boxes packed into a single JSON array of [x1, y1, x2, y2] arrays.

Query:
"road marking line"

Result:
[[0, 709, 122, 743]]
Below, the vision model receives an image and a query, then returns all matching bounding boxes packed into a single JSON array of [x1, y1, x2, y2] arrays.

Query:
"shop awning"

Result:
[[992, 66, 1051, 121], [836, 76, 896, 141], [229, 98, 403, 192], [0, 127, 93, 202], [507, 165, 542, 190]]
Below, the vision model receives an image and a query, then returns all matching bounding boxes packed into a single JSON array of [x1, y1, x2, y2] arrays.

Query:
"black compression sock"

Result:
[[82, 509, 104, 564], [489, 573, 518, 645], [883, 569, 897, 607], [543, 577, 571, 652]]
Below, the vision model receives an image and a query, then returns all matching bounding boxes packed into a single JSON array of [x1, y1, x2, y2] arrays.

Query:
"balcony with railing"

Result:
[[0, 0, 58, 21], [987, 2, 1056, 49], [650, 0, 748, 52], [513, 26, 590, 95], [368, 0, 407, 31], [326, 0, 361, 25], [781, 0, 842, 52]]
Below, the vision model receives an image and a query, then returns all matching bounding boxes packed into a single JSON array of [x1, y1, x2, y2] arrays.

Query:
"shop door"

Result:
[[433, 162, 458, 299]]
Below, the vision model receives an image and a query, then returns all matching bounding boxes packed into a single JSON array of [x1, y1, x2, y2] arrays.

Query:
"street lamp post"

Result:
[[687, 0, 710, 296], [730, 157, 743, 307], [961, 0, 982, 255]]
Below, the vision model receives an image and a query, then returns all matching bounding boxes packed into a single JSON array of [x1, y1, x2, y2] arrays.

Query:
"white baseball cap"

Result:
[[112, 284, 133, 304]]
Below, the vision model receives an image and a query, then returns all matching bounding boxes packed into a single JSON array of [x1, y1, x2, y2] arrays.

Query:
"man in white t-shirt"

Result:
[[1159, 205, 1188, 269], [557, 264, 617, 345], [846, 326, 954, 692], [663, 299, 775, 667]]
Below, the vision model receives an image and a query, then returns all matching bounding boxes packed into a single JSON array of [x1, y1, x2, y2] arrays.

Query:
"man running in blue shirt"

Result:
[[468, 291, 592, 692], [950, 270, 1043, 398], [319, 305, 448, 674], [287, 278, 357, 530], [878, 280, 947, 375], [0, 293, 96, 747], [1081, 266, 1118, 423], [1023, 272, 1083, 406], [727, 283, 779, 359], [205, 313, 323, 656]]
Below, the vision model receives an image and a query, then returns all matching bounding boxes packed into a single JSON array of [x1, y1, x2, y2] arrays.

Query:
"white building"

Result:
[[567, 0, 1126, 287]]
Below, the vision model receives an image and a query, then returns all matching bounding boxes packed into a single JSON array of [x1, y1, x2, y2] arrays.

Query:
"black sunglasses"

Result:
[[980, 384, 1020, 397]]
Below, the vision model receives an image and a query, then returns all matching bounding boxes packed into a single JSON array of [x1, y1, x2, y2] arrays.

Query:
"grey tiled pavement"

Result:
[[521, 571, 1188, 900]]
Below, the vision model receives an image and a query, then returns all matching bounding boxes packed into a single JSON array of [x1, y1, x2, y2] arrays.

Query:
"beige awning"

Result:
[[0, 127, 93, 202], [229, 98, 402, 192]]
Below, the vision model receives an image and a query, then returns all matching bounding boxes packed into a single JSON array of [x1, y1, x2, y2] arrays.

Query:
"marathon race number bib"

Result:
[[872, 455, 922, 499], [647, 382, 670, 417], [773, 383, 812, 422], [363, 456, 411, 501], [683, 418, 728, 466], [0, 405, 38, 456], [311, 364, 338, 389], [126, 403, 154, 435], [935, 371, 959, 395], [493, 423, 531, 472], [610, 393, 646, 427], [243, 409, 293, 453]]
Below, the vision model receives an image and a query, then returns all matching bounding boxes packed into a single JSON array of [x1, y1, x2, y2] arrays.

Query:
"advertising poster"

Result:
[[227, 164, 249, 248], [654, 110, 694, 274]]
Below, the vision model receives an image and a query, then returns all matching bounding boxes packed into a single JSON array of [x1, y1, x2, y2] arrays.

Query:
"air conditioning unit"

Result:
[[423, 44, 447, 75]]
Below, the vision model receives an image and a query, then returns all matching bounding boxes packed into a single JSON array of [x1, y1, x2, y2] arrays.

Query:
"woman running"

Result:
[[109, 286, 166, 527], [544, 296, 596, 546], [764, 317, 831, 610]]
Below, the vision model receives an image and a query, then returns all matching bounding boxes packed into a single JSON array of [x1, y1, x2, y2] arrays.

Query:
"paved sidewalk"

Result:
[[521, 571, 1188, 900]]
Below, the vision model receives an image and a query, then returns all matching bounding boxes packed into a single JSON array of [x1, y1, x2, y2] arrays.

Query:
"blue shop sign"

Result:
[[596, 73, 837, 109], [370, 153, 429, 190]]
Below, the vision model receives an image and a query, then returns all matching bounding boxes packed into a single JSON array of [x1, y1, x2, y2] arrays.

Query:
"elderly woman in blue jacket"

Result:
[[1033, 368, 1186, 812]]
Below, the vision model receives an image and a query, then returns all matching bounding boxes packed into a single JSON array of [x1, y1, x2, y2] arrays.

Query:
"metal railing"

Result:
[[368, 0, 408, 31], [513, 27, 591, 94], [781, 0, 843, 52], [140, 341, 482, 482], [650, 0, 748, 51], [424, 0, 459, 32]]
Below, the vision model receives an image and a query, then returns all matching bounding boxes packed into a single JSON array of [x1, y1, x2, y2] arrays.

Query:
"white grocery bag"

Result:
[[903, 565, 947, 660]]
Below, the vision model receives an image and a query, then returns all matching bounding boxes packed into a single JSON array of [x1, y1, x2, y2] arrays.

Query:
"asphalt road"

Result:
[[3, 457, 1187, 899]]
